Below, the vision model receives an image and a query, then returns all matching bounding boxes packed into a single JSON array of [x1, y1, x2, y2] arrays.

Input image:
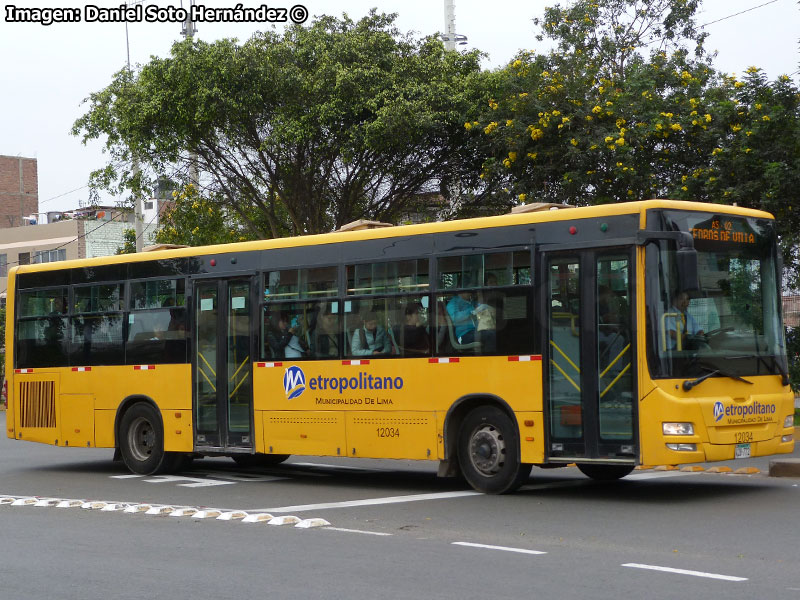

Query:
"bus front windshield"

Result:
[[645, 210, 788, 381]]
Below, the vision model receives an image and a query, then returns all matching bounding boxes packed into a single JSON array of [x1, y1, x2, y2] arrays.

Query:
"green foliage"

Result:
[[116, 229, 137, 254], [73, 11, 484, 236], [786, 326, 800, 394], [468, 0, 800, 284], [155, 184, 253, 246]]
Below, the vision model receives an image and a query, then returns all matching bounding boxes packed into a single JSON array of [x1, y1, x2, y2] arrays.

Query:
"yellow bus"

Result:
[[3, 200, 795, 493]]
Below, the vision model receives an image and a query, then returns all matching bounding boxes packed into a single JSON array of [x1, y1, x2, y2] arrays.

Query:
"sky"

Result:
[[1, 0, 798, 217]]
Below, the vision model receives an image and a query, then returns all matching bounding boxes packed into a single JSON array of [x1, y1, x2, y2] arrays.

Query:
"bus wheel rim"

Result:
[[127, 416, 155, 462], [468, 425, 505, 476]]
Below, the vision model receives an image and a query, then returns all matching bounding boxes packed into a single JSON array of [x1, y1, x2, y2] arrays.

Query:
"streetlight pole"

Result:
[[181, 0, 200, 188], [125, 0, 145, 252], [441, 0, 468, 51]]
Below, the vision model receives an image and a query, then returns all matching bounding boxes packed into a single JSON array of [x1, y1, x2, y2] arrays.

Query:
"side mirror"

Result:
[[676, 232, 699, 292]]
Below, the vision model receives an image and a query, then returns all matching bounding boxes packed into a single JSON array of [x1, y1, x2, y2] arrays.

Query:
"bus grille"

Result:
[[19, 381, 57, 428]]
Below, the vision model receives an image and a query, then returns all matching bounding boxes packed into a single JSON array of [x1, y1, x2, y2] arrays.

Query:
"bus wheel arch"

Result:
[[116, 397, 185, 475], [443, 395, 531, 493]]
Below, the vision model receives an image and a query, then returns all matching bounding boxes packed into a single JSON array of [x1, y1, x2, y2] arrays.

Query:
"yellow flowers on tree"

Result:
[[154, 184, 251, 247]]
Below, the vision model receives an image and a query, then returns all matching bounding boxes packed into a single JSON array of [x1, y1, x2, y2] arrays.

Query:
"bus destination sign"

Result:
[[691, 218, 755, 245]]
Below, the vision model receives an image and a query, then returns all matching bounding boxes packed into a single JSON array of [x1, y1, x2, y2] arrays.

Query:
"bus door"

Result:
[[193, 277, 256, 452], [541, 249, 637, 463]]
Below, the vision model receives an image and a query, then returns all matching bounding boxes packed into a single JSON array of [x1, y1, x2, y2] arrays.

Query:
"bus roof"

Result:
[[9, 199, 775, 276]]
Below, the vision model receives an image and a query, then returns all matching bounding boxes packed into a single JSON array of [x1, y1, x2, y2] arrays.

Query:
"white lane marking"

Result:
[[622, 563, 748, 582], [453, 542, 547, 555], [189, 471, 289, 483], [260, 490, 481, 513], [110, 475, 143, 479], [144, 475, 236, 488], [326, 527, 393, 536]]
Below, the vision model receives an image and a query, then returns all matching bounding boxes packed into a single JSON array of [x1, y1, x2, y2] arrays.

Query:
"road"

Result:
[[1, 411, 799, 600]]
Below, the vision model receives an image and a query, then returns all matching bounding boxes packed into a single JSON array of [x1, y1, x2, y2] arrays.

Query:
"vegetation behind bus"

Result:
[[72, 11, 486, 239], [73, 1, 799, 285]]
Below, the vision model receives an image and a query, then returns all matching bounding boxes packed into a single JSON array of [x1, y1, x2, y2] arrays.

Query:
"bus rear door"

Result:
[[193, 277, 257, 453]]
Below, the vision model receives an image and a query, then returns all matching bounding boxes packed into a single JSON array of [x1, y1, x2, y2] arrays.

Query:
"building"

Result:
[[0, 206, 162, 306], [784, 295, 800, 328], [0, 155, 38, 229]]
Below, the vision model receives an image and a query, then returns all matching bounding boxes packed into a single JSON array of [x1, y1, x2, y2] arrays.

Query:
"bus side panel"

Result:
[[95, 409, 116, 448], [346, 411, 437, 459], [13, 372, 60, 446], [62, 365, 194, 453], [59, 393, 94, 448], [253, 356, 544, 462], [261, 410, 346, 457], [515, 412, 545, 464]]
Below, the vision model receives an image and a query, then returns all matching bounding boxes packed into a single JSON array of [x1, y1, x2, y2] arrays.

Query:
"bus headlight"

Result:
[[663, 422, 694, 436], [782, 434, 793, 443], [784, 415, 794, 428], [666, 443, 697, 451]]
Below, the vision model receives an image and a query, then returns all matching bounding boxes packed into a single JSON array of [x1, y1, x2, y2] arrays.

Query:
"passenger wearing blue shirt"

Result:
[[447, 292, 477, 344], [665, 290, 704, 350]]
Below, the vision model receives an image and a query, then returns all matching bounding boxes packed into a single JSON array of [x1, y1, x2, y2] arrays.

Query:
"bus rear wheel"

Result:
[[119, 403, 181, 475], [577, 463, 634, 481], [457, 406, 531, 494]]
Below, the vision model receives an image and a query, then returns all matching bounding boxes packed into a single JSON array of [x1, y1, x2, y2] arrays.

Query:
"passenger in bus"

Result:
[[665, 290, 705, 350], [395, 302, 430, 356], [476, 273, 503, 352], [446, 292, 477, 345], [312, 310, 340, 358], [43, 296, 67, 345], [351, 311, 392, 356], [267, 312, 306, 358]]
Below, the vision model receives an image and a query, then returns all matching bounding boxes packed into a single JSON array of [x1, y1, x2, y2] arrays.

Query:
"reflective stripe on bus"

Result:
[[133, 365, 155, 371], [342, 360, 370, 366], [14, 369, 34, 374], [71, 367, 92, 372], [256, 362, 283, 368], [508, 355, 542, 362], [428, 358, 460, 364]]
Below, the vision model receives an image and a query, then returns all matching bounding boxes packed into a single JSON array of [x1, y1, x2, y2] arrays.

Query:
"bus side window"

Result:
[[16, 288, 70, 368]]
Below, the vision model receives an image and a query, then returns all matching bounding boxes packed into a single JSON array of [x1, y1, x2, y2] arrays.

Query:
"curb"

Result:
[[0, 494, 331, 528], [768, 458, 800, 478]]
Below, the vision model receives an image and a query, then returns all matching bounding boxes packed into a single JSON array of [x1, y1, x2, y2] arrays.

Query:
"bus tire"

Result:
[[577, 463, 634, 481], [231, 454, 290, 468], [457, 406, 531, 494], [119, 403, 171, 475]]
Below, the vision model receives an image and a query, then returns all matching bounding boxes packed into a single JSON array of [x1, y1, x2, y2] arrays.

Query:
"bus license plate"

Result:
[[735, 443, 751, 459]]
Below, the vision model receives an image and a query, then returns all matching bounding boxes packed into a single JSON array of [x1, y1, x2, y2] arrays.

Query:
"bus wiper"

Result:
[[726, 354, 790, 386], [683, 366, 753, 391]]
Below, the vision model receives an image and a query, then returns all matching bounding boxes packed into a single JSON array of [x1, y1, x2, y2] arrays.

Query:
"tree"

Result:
[[466, 0, 799, 284], [72, 11, 484, 237], [155, 184, 252, 246], [116, 229, 137, 255]]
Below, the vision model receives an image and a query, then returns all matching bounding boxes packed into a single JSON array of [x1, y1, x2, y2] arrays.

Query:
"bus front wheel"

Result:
[[457, 406, 531, 494], [119, 403, 177, 475]]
